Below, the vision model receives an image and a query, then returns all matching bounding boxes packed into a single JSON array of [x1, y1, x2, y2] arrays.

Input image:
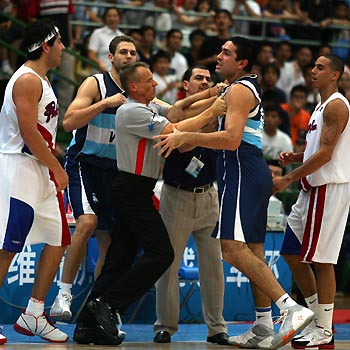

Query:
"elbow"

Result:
[[62, 117, 74, 133]]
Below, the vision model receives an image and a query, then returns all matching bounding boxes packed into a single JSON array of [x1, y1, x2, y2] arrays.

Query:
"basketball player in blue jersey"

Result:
[[50, 36, 137, 330], [154, 36, 314, 349]]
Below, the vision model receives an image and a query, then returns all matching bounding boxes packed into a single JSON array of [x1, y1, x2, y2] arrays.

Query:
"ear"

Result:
[[108, 52, 113, 63], [41, 42, 50, 53], [238, 59, 249, 70], [183, 80, 189, 92]]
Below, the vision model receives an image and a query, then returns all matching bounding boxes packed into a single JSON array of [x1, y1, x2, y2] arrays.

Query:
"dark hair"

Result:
[[102, 7, 121, 22], [230, 36, 257, 73], [109, 35, 136, 55], [261, 62, 281, 78], [264, 104, 282, 117], [182, 64, 209, 82], [22, 19, 59, 61], [290, 84, 307, 97], [120, 61, 149, 94], [323, 53, 345, 79], [151, 50, 171, 70], [139, 25, 156, 37], [166, 29, 183, 40], [214, 8, 233, 21], [189, 29, 207, 43], [302, 62, 315, 76]]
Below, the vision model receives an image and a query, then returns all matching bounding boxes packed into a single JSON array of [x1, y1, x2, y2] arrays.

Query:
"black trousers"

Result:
[[78, 172, 174, 322]]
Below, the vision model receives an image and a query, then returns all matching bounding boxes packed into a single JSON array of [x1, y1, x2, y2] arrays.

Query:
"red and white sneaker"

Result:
[[0, 326, 7, 345], [14, 311, 68, 343], [292, 326, 334, 349]]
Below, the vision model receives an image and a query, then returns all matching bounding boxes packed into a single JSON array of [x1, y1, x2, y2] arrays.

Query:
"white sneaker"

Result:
[[14, 311, 69, 343], [291, 326, 334, 349], [50, 292, 72, 320], [293, 319, 317, 341], [0, 326, 7, 345], [271, 305, 314, 349], [228, 323, 275, 349]]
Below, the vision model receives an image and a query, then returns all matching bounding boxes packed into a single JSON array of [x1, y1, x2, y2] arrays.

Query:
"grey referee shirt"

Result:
[[115, 98, 169, 179]]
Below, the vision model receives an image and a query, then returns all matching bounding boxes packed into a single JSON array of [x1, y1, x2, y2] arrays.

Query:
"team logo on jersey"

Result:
[[307, 119, 317, 133], [44, 101, 59, 123]]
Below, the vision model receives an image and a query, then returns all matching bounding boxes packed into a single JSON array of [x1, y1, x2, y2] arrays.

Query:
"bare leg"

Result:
[[0, 249, 16, 288], [60, 214, 97, 284], [221, 240, 285, 302], [94, 229, 111, 279], [283, 254, 317, 298], [313, 263, 335, 304], [31, 245, 67, 300], [248, 243, 271, 308]]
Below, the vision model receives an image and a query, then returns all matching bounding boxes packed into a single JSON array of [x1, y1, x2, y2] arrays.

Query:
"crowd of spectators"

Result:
[[1, 0, 350, 159]]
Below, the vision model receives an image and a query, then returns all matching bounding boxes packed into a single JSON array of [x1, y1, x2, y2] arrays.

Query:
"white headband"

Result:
[[28, 26, 59, 53]]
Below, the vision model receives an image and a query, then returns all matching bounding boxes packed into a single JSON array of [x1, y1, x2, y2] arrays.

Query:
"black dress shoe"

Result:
[[207, 332, 229, 345], [87, 298, 120, 336], [154, 330, 171, 343], [73, 322, 126, 345]]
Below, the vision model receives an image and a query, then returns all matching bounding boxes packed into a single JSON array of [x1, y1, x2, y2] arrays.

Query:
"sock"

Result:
[[255, 306, 273, 328], [317, 303, 333, 331], [59, 282, 72, 295], [26, 297, 44, 317], [276, 293, 297, 310], [305, 293, 319, 318]]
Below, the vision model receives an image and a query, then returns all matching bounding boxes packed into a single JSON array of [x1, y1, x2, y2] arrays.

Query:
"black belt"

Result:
[[165, 181, 214, 194]]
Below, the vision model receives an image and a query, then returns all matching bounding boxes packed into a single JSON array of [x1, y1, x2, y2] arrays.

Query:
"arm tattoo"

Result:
[[322, 111, 339, 146]]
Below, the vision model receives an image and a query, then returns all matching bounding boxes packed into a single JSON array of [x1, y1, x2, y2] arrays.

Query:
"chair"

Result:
[[178, 264, 199, 310]]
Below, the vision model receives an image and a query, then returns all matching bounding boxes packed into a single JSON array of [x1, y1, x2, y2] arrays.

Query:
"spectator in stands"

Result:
[[319, 1, 350, 62], [261, 0, 301, 39], [302, 62, 321, 114], [183, 28, 207, 67], [316, 43, 333, 57], [164, 29, 189, 82], [262, 104, 293, 161], [128, 28, 142, 52], [88, 7, 124, 74], [262, 90, 290, 135], [226, 0, 262, 35], [275, 41, 294, 100], [0, 0, 13, 75], [144, 0, 172, 45], [29, 0, 76, 120], [287, 46, 313, 99], [151, 50, 178, 104], [339, 69, 350, 101], [260, 62, 287, 103], [137, 25, 157, 65], [281, 84, 311, 149], [195, 0, 218, 35], [172, 0, 211, 48], [256, 41, 274, 68], [291, 0, 335, 41], [197, 8, 233, 83]]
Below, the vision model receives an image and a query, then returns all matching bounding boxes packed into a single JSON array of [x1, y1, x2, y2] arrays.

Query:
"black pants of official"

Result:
[[78, 171, 174, 323]]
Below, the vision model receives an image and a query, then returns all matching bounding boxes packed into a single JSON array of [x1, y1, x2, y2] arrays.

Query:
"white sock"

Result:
[[317, 303, 333, 331], [305, 293, 319, 316], [276, 293, 297, 310], [255, 306, 273, 328], [59, 282, 72, 295], [26, 297, 44, 317]]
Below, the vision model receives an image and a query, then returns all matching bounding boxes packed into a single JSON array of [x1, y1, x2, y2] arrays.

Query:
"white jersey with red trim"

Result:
[[304, 92, 350, 187], [0, 65, 59, 156]]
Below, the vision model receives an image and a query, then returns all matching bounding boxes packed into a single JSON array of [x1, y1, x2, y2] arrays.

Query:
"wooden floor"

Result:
[[2, 342, 350, 350]]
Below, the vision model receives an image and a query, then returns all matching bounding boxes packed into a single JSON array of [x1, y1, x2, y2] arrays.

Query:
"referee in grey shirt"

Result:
[[74, 61, 226, 344]]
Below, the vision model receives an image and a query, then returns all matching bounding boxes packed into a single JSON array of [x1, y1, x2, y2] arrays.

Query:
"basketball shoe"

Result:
[[291, 326, 334, 349], [0, 326, 7, 345], [50, 292, 72, 320]]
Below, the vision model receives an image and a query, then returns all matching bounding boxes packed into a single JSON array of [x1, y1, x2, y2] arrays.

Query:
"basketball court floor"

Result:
[[1, 322, 350, 349]]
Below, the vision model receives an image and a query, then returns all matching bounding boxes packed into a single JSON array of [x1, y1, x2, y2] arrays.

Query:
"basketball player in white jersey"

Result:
[[274, 53, 350, 349], [0, 19, 70, 344]]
